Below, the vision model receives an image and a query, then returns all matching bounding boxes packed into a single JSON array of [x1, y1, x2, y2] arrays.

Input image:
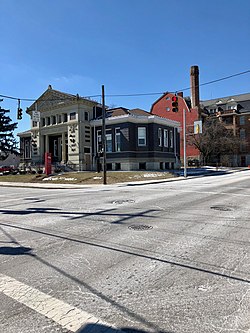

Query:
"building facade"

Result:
[[18, 85, 101, 170], [202, 93, 250, 166], [18, 87, 181, 171], [151, 65, 250, 167], [91, 108, 180, 171], [150, 66, 204, 165]]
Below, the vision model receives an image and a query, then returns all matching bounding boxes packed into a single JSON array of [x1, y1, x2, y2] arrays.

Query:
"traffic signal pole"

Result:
[[183, 108, 187, 178]]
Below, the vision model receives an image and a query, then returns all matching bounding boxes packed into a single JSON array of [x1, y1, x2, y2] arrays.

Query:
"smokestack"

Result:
[[190, 65, 200, 109]]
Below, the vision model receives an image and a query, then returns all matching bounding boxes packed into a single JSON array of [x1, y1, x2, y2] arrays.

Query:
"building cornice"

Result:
[[91, 114, 180, 128]]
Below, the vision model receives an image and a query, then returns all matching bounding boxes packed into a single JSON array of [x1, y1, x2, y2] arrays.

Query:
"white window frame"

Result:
[[158, 128, 162, 147], [138, 127, 146, 146], [106, 131, 112, 152], [97, 130, 102, 152], [169, 130, 173, 148], [69, 112, 76, 120], [115, 128, 121, 152], [84, 111, 89, 121], [164, 129, 168, 147]]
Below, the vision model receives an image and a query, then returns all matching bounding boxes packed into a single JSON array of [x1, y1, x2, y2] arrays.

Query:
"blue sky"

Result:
[[1, 0, 250, 135]]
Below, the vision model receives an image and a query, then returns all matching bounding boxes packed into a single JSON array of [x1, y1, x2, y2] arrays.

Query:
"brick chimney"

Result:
[[190, 65, 200, 109]]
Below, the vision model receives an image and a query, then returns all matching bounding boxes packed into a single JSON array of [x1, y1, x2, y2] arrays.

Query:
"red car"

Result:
[[0, 165, 13, 174]]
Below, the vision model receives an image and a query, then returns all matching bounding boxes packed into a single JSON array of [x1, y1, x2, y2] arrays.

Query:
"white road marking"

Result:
[[0, 273, 117, 332]]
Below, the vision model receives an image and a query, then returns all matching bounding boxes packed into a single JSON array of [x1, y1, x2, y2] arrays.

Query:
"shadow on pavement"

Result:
[[0, 246, 32, 255], [75, 323, 169, 333]]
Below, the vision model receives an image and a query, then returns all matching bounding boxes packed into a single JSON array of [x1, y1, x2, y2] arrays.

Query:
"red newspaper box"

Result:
[[45, 152, 52, 175]]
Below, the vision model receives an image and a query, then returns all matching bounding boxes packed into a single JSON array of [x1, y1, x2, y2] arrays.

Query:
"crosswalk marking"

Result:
[[0, 273, 117, 332]]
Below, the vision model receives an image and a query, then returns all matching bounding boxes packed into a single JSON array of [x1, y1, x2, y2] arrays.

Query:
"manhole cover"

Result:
[[210, 205, 233, 211], [128, 225, 153, 231], [113, 199, 135, 204]]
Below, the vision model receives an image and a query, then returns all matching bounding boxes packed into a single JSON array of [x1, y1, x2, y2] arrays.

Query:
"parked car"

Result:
[[0, 165, 12, 175], [188, 159, 200, 167]]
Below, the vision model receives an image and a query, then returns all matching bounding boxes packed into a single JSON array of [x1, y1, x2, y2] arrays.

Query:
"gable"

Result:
[[27, 86, 98, 113]]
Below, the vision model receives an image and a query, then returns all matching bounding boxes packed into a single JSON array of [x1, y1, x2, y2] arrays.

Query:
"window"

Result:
[[70, 112, 76, 120], [84, 112, 89, 121], [169, 130, 173, 148], [24, 140, 31, 159], [106, 132, 112, 152], [227, 105, 236, 110], [52, 116, 56, 125], [240, 129, 246, 139], [240, 116, 245, 125], [138, 127, 146, 146], [166, 107, 170, 111], [115, 163, 121, 170], [115, 128, 121, 151], [107, 163, 112, 171], [84, 147, 91, 153], [97, 130, 102, 152], [164, 129, 168, 147], [209, 108, 216, 114], [32, 121, 38, 127], [224, 117, 233, 125], [57, 115, 62, 123], [63, 113, 68, 122], [46, 117, 50, 126], [41, 118, 45, 127], [139, 162, 146, 170], [240, 143, 246, 152], [158, 128, 162, 146]]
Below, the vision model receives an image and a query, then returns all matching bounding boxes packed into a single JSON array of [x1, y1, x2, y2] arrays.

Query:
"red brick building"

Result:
[[150, 66, 202, 164]]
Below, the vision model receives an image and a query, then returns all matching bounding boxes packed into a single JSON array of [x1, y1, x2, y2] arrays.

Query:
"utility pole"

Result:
[[183, 108, 187, 178], [102, 85, 107, 185]]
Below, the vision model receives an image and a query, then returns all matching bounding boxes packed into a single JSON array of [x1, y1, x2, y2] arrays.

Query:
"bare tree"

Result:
[[187, 118, 240, 165]]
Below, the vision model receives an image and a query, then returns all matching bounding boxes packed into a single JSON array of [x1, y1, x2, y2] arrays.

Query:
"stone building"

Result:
[[202, 93, 250, 166], [18, 86, 181, 171], [18, 85, 101, 170]]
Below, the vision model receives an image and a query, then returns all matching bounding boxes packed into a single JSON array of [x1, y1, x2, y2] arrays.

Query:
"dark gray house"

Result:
[[91, 107, 180, 171]]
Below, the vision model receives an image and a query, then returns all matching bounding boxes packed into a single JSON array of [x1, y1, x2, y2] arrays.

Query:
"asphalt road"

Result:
[[0, 170, 250, 333]]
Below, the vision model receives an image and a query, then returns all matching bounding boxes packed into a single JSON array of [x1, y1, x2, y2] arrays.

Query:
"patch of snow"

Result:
[[43, 177, 77, 181], [143, 173, 162, 178]]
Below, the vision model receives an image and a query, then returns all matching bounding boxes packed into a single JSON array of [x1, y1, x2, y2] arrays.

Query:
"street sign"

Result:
[[194, 120, 202, 134], [32, 110, 40, 122]]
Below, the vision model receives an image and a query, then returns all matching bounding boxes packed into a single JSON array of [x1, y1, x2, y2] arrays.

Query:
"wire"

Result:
[[0, 94, 101, 103], [106, 92, 165, 97], [177, 69, 250, 93], [0, 69, 249, 102]]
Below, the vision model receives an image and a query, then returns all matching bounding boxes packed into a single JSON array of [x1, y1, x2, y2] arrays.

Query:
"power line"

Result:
[[177, 69, 250, 93], [0, 69, 249, 102]]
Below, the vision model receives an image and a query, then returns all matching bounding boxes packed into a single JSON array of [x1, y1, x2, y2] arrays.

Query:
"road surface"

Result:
[[0, 170, 249, 333]]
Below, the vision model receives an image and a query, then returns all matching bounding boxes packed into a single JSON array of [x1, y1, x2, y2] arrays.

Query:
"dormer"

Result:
[[226, 99, 237, 111]]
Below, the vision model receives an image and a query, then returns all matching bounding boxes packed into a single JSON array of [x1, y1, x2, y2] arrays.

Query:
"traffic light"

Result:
[[172, 96, 178, 112], [17, 108, 23, 120]]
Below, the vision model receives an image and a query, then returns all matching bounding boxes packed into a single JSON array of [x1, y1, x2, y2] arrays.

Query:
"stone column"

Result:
[[62, 132, 66, 164], [45, 135, 49, 153]]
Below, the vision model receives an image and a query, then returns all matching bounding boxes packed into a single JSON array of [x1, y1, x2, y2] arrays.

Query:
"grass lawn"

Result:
[[0, 171, 176, 184]]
